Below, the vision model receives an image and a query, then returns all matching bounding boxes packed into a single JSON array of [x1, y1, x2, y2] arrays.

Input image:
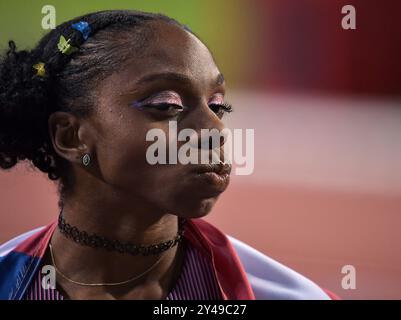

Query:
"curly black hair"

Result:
[[0, 9, 194, 207]]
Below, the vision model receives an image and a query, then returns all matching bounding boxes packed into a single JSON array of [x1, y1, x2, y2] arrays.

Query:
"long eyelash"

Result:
[[209, 102, 233, 113], [137, 102, 233, 114], [221, 102, 233, 112]]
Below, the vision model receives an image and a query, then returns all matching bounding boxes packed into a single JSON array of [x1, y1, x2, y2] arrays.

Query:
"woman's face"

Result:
[[85, 20, 231, 219]]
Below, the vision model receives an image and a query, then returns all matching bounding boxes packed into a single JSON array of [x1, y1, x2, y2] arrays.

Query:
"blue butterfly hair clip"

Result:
[[71, 21, 91, 40]]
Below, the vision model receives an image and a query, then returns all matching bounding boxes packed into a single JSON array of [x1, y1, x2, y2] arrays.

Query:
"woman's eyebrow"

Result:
[[135, 72, 225, 87]]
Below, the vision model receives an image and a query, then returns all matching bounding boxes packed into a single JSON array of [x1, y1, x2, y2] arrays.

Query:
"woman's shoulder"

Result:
[[190, 218, 336, 300], [0, 227, 46, 258], [0, 227, 50, 299], [226, 235, 336, 300]]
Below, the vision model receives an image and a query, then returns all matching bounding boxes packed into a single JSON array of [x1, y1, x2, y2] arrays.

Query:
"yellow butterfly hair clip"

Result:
[[57, 35, 78, 55], [32, 62, 46, 77]]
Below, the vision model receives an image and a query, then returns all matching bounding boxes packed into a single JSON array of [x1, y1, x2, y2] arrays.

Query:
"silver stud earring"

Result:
[[82, 153, 91, 166]]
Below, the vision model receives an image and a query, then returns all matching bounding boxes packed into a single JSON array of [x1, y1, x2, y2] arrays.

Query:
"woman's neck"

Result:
[[48, 188, 185, 299]]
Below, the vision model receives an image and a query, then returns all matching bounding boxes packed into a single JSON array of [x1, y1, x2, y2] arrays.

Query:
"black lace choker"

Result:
[[57, 210, 186, 256]]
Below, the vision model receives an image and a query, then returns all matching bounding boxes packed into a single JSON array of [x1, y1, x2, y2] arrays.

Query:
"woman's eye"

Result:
[[142, 103, 184, 114], [209, 103, 233, 117], [133, 99, 233, 119]]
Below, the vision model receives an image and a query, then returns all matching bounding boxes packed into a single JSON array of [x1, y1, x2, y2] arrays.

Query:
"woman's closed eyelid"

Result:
[[134, 90, 183, 107], [132, 90, 227, 110], [208, 93, 225, 105]]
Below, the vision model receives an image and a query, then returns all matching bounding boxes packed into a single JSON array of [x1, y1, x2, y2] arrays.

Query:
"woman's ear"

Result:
[[48, 111, 92, 164]]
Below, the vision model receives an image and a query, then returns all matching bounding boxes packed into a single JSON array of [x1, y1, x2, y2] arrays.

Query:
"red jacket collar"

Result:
[[184, 218, 255, 299]]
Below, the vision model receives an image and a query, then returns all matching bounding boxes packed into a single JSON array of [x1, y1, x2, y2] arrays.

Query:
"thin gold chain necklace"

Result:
[[49, 243, 167, 287]]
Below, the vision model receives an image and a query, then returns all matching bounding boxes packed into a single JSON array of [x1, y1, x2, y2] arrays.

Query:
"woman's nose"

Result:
[[191, 103, 227, 151]]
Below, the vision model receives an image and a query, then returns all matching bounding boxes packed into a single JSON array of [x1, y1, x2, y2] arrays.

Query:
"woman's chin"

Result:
[[175, 196, 219, 219]]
